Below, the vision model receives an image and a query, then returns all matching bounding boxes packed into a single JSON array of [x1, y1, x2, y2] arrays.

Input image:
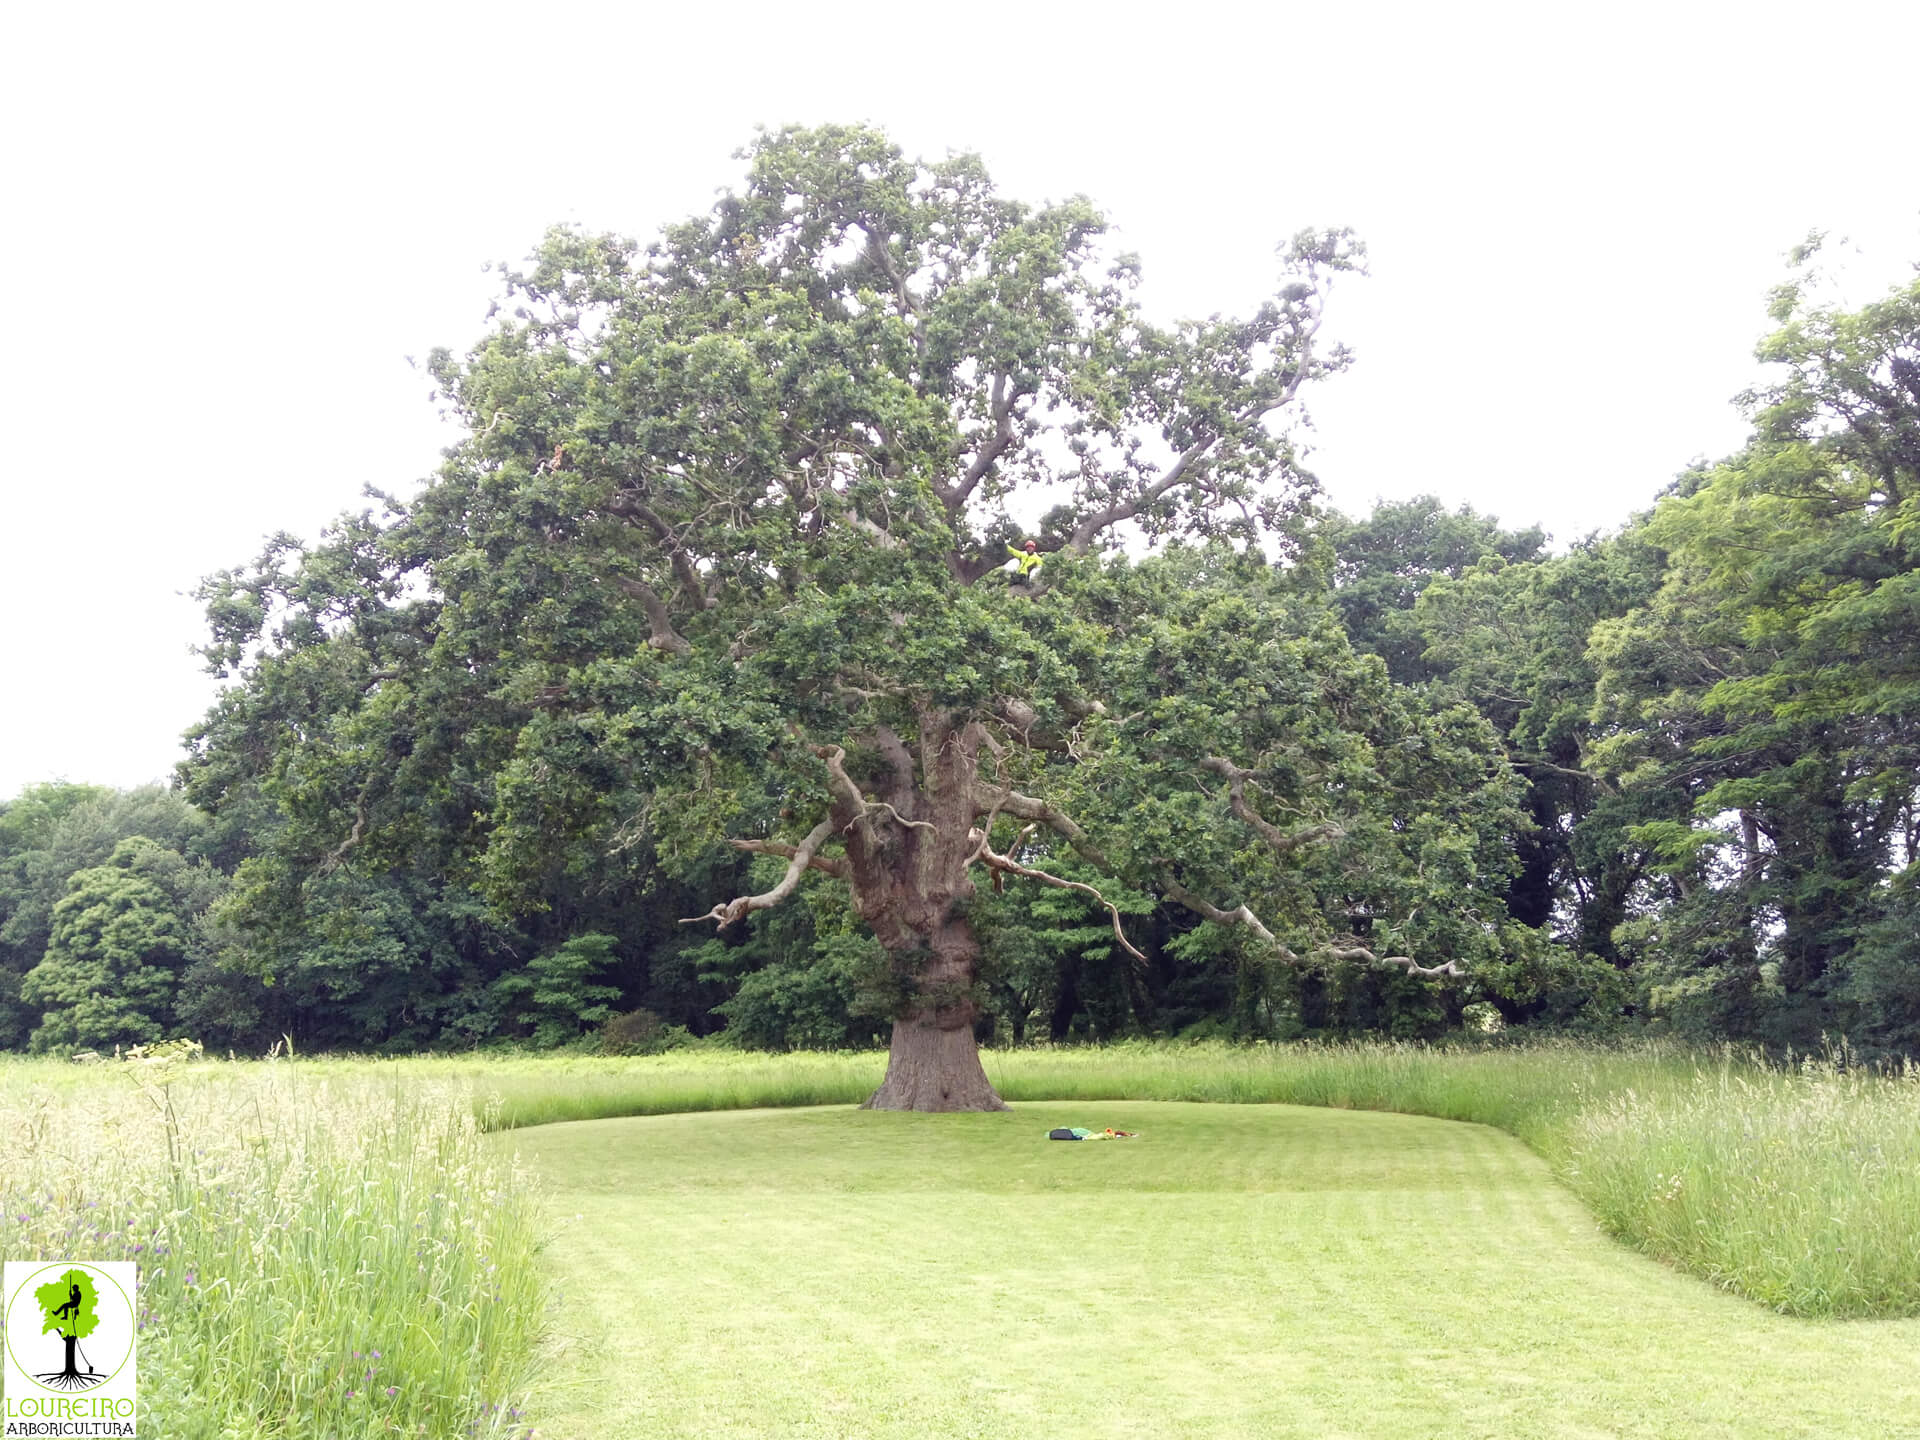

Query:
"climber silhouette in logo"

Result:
[[31, 1270, 106, 1390]]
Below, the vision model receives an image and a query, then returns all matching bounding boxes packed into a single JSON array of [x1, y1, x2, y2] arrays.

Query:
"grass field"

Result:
[[510, 1101, 1920, 1439], [421, 1039, 1920, 1318], [0, 1051, 542, 1439], [3, 1041, 1917, 1437]]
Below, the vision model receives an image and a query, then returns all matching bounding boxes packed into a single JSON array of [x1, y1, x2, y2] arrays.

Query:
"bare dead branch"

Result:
[[812, 743, 877, 844], [965, 802, 1008, 869], [859, 800, 937, 833], [980, 789, 1112, 870], [681, 819, 839, 929], [974, 827, 1147, 963], [726, 835, 851, 879], [1156, 873, 1296, 958], [1319, 942, 1463, 979]]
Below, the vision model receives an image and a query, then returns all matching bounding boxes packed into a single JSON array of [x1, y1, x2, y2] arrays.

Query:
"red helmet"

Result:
[[1023, 540, 1038, 551]]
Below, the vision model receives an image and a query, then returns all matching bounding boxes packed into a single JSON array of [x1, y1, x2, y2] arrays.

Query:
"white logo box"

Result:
[[2, 1261, 138, 1438]]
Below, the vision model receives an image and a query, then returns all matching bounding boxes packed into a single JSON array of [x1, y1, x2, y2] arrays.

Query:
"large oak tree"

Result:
[[191, 126, 1528, 1106]]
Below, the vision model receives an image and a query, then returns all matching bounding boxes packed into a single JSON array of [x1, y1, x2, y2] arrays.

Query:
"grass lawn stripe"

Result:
[[507, 1102, 1920, 1439]]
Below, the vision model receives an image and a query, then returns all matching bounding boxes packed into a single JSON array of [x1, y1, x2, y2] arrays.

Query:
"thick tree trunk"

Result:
[[862, 910, 1007, 1111], [826, 711, 1010, 1111], [38, 1332, 85, 1383], [864, 1015, 1007, 1111]]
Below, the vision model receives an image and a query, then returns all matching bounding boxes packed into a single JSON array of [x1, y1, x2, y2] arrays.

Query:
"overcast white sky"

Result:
[[3, 0, 1916, 798]]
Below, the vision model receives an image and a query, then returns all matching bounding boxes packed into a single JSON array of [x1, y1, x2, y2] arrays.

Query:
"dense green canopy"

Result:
[[178, 125, 1534, 1104], [21, 838, 199, 1051], [2, 144, 1906, 1072]]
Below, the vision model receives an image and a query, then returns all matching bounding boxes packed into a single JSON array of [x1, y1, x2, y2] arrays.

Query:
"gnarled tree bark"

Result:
[[687, 711, 1017, 1110]]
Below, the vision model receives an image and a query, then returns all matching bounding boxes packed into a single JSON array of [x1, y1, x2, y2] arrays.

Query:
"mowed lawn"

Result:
[[506, 1102, 1920, 1439]]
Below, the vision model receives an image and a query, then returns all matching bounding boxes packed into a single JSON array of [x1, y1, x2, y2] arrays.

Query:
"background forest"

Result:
[[6, 190, 1918, 1065]]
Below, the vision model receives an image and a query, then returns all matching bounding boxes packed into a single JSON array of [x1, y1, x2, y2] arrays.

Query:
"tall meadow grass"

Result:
[[428, 1049, 885, 1129], [0, 1047, 546, 1438], [1565, 1055, 1920, 1318]]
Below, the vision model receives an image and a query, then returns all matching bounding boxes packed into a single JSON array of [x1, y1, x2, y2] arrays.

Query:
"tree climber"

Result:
[[1005, 539, 1044, 579], [51, 1282, 82, 1326]]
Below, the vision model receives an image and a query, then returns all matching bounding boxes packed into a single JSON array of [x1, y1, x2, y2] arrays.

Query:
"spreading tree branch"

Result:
[[993, 698, 1073, 753], [1066, 436, 1215, 552], [608, 495, 714, 609], [1200, 756, 1344, 853], [1511, 752, 1612, 790], [319, 790, 374, 875], [1065, 299, 1328, 553], [613, 576, 691, 654], [944, 371, 1015, 511], [861, 224, 925, 352], [681, 819, 840, 929], [1156, 872, 1295, 958], [1320, 941, 1463, 979], [1155, 866, 1460, 978], [980, 789, 1112, 869], [973, 824, 1146, 962]]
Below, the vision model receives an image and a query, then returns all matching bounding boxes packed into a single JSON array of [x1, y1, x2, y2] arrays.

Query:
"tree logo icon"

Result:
[[3, 1261, 136, 1399]]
